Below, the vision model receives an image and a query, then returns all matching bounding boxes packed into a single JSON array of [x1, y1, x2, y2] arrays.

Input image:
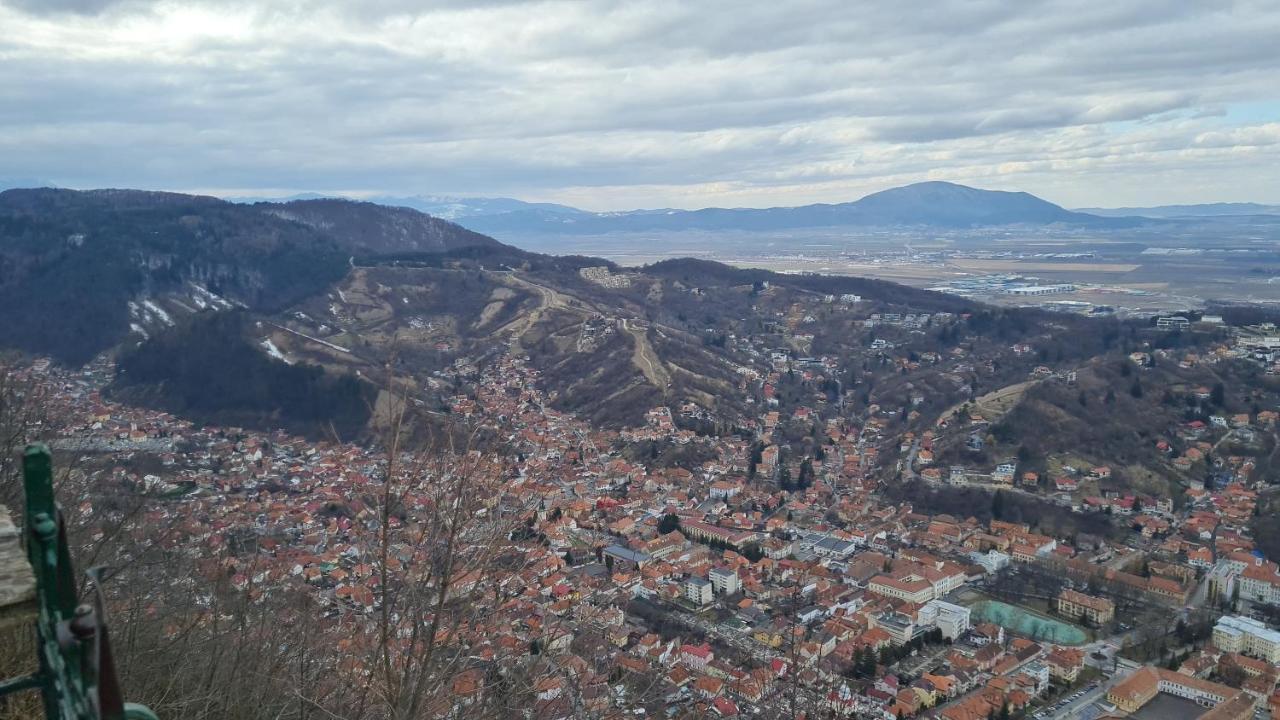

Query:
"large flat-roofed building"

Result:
[[1212, 615, 1280, 663], [1156, 316, 1191, 331], [1056, 589, 1115, 624], [808, 534, 861, 559], [1004, 284, 1077, 297], [602, 545, 651, 571], [871, 611, 920, 646]]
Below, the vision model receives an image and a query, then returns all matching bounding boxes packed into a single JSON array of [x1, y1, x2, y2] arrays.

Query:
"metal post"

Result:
[[1, 443, 162, 720]]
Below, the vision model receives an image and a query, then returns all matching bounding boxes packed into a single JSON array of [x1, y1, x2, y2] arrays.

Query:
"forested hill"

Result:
[[258, 198, 505, 255], [0, 188, 506, 364], [112, 312, 373, 440]]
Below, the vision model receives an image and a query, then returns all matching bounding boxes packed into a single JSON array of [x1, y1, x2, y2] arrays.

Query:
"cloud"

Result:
[[3, 0, 135, 14], [0, 0, 1278, 208], [1194, 124, 1280, 148]]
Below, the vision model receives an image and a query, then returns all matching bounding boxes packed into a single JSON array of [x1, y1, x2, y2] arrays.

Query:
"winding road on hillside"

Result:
[[489, 271, 589, 350], [491, 271, 675, 391]]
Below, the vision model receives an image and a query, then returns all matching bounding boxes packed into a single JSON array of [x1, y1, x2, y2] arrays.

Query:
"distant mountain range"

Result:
[[233, 181, 1151, 236], [14, 181, 1277, 232], [1075, 202, 1280, 218], [463, 181, 1142, 235]]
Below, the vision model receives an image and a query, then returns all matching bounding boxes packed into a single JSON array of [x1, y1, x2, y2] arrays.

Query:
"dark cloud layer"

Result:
[[0, 0, 1278, 208]]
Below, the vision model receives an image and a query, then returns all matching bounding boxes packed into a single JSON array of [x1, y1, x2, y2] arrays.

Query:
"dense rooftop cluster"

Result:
[[10, 340, 1280, 719]]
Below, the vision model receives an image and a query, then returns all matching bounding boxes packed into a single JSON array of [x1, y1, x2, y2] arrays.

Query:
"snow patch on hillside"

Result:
[[188, 282, 236, 310], [143, 299, 174, 326], [260, 339, 292, 364]]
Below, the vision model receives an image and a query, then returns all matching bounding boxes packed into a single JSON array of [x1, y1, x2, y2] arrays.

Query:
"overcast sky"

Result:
[[2, 0, 1279, 210]]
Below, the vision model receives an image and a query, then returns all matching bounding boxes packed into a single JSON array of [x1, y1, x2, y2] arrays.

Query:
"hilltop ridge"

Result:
[[0, 185, 1124, 435]]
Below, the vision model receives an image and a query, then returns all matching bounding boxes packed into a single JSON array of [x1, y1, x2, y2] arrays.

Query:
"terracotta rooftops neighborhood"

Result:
[[8, 305, 1280, 719]]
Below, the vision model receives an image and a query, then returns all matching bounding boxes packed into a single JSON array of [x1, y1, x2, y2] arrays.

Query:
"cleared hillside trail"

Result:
[[936, 379, 1037, 429], [622, 318, 672, 390]]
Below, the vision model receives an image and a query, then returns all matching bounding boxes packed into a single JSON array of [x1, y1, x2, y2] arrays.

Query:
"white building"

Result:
[[685, 577, 713, 606], [709, 480, 741, 500], [708, 567, 740, 595], [1238, 564, 1280, 605], [1207, 561, 1239, 603], [1212, 615, 1280, 663], [872, 611, 920, 646], [1021, 662, 1051, 696], [1156, 674, 1233, 706], [920, 600, 971, 640], [992, 462, 1017, 484], [970, 550, 1011, 574]]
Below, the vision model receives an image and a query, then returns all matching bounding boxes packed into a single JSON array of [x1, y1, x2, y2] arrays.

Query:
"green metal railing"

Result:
[[0, 444, 159, 720]]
